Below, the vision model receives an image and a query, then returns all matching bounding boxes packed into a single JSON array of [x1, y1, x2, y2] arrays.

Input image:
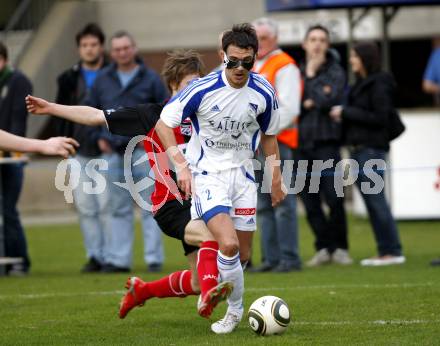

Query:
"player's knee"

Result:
[[220, 240, 239, 257]]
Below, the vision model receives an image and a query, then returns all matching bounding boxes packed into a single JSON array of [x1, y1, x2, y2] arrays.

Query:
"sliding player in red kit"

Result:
[[26, 50, 232, 320]]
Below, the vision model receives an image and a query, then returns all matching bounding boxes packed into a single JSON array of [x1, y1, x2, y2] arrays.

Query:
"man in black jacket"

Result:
[[54, 23, 110, 273], [298, 25, 352, 267], [0, 41, 33, 275]]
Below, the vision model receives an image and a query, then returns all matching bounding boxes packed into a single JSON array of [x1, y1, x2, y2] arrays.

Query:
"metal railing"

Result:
[[2, 0, 55, 35], [1, 0, 56, 64]]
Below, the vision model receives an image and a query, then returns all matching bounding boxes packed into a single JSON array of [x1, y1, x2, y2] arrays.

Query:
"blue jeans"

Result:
[[107, 148, 164, 268], [352, 147, 402, 256], [1, 163, 30, 271], [256, 143, 301, 268], [72, 154, 112, 264]]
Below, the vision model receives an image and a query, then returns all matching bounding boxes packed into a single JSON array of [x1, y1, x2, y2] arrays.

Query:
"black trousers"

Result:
[[297, 145, 348, 252]]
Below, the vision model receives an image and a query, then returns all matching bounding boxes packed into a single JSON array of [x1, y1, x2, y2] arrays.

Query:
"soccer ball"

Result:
[[248, 295, 290, 336]]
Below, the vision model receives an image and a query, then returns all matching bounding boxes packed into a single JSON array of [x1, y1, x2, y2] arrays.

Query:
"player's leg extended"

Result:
[[206, 213, 245, 334], [210, 165, 258, 333], [184, 220, 233, 318], [119, 265, 197, 319]]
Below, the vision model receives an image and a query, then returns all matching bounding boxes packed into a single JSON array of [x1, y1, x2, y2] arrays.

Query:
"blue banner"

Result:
[[266, 0, 440, 11]]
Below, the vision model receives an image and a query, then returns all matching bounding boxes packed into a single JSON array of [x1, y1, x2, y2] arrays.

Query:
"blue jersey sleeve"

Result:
[[251, 74, 281, 135], [160, 73, 221, 129]]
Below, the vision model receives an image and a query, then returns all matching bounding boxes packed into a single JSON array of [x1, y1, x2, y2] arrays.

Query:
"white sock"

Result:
[[217, 250, 244, 312]]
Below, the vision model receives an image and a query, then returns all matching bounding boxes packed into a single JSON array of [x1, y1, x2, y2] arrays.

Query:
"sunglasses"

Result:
[[224, 54, 255, 71]]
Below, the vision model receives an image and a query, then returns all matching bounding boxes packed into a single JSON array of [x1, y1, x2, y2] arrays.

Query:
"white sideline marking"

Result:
[[0, 281, 437, 300], [246, 282, 437, 291], [0, 290, 125, 300], [296, 320, 440, 326]]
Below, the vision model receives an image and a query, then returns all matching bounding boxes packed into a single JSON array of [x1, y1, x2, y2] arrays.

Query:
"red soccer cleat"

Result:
[[197, 281, 234, 319], [119, 277, 148, 319]]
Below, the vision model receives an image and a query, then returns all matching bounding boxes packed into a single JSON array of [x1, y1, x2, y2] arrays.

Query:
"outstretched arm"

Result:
[[0, 130, 79, 158], [26, 95, 106, 126]]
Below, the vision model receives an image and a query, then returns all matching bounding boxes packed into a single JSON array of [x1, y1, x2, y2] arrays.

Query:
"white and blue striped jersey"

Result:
[[160, 70, 280, 173]]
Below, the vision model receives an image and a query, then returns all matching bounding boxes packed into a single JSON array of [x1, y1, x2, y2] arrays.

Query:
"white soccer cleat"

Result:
[[360, 255, 406, 266], [211, 308, 243, 334]]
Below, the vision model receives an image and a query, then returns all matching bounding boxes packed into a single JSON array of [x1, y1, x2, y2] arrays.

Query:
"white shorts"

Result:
[[191, 166, 257, 231]]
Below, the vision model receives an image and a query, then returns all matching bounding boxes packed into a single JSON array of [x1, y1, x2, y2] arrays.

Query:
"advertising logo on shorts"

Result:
[[235, 208, 256, 216]]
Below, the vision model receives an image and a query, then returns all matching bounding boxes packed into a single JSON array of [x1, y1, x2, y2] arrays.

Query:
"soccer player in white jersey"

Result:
[[155, 23, 286, 334]]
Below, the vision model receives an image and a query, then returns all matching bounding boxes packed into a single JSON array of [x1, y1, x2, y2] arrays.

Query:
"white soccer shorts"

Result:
[[191, 166, 257, 231]]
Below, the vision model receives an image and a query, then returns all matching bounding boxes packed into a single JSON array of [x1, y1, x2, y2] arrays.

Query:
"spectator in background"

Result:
[[330, 41, 405, 266], [423, 37, 440, 266], [85, 30, 168, 273], [251, 17, 302, 272], [298, 25, 352, 267], [54, 23, 111, 273], [0, 41, 33, 275], [422, 37, 440, 106], [212, 31, 225, 72]]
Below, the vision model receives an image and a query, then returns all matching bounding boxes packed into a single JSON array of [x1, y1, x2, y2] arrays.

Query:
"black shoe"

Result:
[[148, 263, 162, 273], [272, 262, 302, 273], [430, 258, 440, 266], [81, 257, 102, 273], [101, 263, 130, 273], [248, 262, 276, 273]]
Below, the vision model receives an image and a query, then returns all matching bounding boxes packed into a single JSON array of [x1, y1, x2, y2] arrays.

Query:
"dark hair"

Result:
[[222, 23, 258, 55], [353, 41, 381, 75], [0, 41, 8, 60], [161, 49, 206, 93], [305, 24, 330, 40], [75, 23, 105, 46]]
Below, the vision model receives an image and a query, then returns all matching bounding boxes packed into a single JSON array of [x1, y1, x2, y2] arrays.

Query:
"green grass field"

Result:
[[1, 216, 439, 345]]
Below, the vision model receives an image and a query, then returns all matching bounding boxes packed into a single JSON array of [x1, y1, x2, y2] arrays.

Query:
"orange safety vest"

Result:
[[253, 51, 301, 149]]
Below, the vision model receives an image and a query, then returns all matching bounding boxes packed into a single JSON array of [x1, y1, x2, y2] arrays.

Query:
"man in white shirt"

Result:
[[251, 17, 302, 273], [155, 23, 286, 334]]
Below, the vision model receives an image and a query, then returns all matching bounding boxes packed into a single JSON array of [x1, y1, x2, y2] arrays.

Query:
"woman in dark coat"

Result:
[[329, 42, 405, 266]]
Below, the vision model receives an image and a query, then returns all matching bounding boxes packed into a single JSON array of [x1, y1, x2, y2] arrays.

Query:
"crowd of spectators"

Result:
[[1, 18, 439, 277]]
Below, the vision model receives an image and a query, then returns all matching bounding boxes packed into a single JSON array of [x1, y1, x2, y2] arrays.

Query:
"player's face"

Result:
[[111, 36, 137, 67], [255, 25, 277, 59], [303, 29, 329, 57], [224, 45, 255, 89], [78, 35, 103, 65]]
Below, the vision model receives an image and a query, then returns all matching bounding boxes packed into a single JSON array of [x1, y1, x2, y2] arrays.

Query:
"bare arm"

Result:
[[26, 95, 106, 126], [155, 119, 192, 199], [260, 133, 286, 207], [0, 130, 79, 158]]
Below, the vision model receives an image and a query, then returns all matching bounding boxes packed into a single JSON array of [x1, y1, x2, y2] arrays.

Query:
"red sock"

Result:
[[197, 241, 219, 297], [141, 270, 196, 300]]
